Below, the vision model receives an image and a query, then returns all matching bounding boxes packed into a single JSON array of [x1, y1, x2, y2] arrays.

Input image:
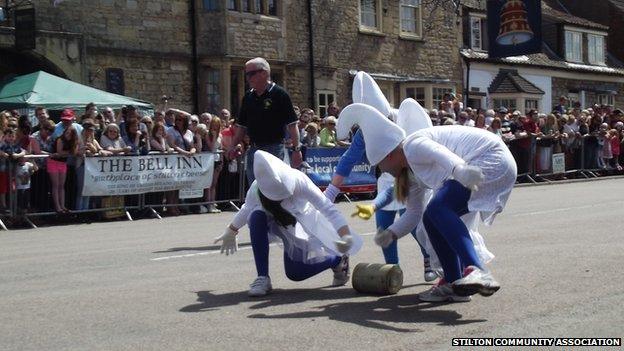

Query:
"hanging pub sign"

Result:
[[14, 7, 36, 51], [487, 0, 542, 59]]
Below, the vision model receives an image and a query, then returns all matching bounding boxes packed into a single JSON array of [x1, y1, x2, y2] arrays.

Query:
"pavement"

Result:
[[1, 178, 623, 350]]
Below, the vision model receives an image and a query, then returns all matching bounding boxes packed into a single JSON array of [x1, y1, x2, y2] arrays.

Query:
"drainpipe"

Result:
[[189, 0, 200, 113], [307, 0, 315, 109], [464, 57, 470, 108]]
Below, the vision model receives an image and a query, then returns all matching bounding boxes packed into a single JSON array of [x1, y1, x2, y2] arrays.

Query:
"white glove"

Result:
[[323, 183, 340, 202], [334, 234, 353, 254], [374, 229, 396, 248], [452, 164, 484, 192], [214, 226, 238, 255]]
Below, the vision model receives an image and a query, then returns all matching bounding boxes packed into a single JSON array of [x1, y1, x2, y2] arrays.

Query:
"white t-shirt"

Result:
[[15, 162, 36, 190]]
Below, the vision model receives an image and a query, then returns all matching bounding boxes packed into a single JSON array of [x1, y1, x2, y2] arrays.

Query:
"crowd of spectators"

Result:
[[0, 103, 243, 218], [1, 93, 623, 224]]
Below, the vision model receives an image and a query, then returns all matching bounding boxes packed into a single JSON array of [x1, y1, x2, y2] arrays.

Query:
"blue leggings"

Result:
[[375, 209, 429, 265], [422, 180, 483, 283], [249, 210, 341, 281]]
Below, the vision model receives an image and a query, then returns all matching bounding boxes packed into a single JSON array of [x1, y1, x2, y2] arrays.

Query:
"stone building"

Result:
[[1, 1, 462, 116], [460, 0, 624, 113]]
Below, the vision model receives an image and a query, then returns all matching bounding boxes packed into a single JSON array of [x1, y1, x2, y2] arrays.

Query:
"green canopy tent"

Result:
[[0, 71, 153, 112]]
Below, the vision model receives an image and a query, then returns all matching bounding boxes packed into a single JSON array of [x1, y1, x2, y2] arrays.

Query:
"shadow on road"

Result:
[[180, 285, 486, 332], [153, 243, 253, 253]]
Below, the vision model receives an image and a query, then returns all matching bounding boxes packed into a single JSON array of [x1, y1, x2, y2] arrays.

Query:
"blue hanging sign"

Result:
[[487, 0, 542, 59]]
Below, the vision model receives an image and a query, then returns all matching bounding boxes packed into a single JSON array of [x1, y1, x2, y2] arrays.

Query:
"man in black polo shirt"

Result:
[[228, 57, 303, 183]]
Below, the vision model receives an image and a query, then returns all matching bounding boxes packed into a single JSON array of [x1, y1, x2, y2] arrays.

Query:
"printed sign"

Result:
[[83, 153, 215, 196], [552, 153, 565, 174], [302, 147, 376, 192]]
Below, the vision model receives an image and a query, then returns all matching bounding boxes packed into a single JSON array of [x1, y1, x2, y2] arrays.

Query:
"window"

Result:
[[565, 31, 582, 62], [567, 92, 579, 108], [227, 0, 238, 10], [433, 87, 454, 110], [405, 87, 425, 107], [588, 34, 605, 65], [470, 16, 488, 51], [598, 94, 614, 106], [525, 99, 538, 112], [254, 0, 263, 13], [203, 0, 218, 10], [360, 0, 380, 30], [242, 0, 251, 13], [268, 0, 277, 15], [400, 0, 421, 37], [206, 70, 221, 114], [493, 98, 517, 111], [317, 91, 335, 117]]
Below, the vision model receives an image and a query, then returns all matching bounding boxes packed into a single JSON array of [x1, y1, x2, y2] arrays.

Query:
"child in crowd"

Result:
[[609, 129, 621, 171], [598, 123, 612, 169], [0, 128, 26, 210], [15, 156, 38, 214]]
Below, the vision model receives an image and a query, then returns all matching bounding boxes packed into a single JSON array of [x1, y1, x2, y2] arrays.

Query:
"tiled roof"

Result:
[[461, 48, 624, 76], [608, 0, 624, 12], [541, 3, 609, 31], [488, 70, 545, 94]]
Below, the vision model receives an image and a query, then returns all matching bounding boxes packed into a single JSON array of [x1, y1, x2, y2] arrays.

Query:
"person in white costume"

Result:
[[324, 72, 436, 282], [337, 103, 517, 302], [215, 151, 363, 297]]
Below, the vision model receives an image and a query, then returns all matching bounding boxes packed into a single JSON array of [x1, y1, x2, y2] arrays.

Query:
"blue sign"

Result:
[[302, 147, 376, 192], [487, 0, 542, 59]]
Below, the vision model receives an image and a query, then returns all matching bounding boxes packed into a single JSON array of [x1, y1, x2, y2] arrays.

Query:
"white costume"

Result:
[[231, 151, 363, 264]]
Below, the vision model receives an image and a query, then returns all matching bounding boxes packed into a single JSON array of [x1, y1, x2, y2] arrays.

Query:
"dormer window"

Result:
[[565, 30, 582, 63], [588, 34, 605, 65], [469, 15, 487, 51]]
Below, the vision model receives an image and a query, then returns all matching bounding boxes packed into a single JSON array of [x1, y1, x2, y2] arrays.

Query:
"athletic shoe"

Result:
[[199, 205, 208, 214], [248, 276, 272, 297], [208, 204, 221, 213], [418, 283, 471, 302], [331, 255, 350, 286], [452, 265, 500, 297], [424, 270, 438, 282]]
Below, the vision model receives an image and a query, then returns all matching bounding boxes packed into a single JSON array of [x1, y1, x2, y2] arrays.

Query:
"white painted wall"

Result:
[[466, 66, 553, 112]]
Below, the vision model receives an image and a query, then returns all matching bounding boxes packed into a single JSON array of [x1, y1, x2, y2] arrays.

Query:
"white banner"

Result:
[[83, 153, 215, 196], [552, 153, 565, 174]]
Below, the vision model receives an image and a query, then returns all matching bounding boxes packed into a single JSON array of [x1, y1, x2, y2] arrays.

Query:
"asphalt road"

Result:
[[1, 178, 623, 351]]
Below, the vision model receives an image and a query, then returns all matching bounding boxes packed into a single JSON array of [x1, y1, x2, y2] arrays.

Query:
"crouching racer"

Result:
[[215, 151, 363, 297]]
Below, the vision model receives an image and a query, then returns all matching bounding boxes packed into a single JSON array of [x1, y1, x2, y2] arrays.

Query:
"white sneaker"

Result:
[[452, 265, 500, 297], [418, 283, 472, 303], [199, 205, 208, 214], [331, 255, 350, 286], [208, 204, 221, 213], [248, 276, 272, 297], [424, 270, 438, 282]]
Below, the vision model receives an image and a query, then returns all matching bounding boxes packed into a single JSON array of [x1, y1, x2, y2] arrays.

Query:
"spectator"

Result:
[[204, 116, 224, 213], [123, 120, 150, 155], [32, 107, 50, 133], [553, 96, 568, 115], [15, 155, 38, 215], [303, 123, 320, 147], [17, 117, 40, 155], [75, 121, 111, 211], [200, 112, 212, 125], [141, 116, 154, 135], [219, 109, 231, 123], [484, 109, 496, 127], [536, 114, 559, 172], [598, 123, 612, 169], [610, 128, 622, 170], [474, 114, 487, 129], [48, 126, 79, 213], [150, 122, 173, 153], [166, 111, 198, 216], [326, 102, 341, 119], [51, 109, 83, 141], [0, 128, 26, 210], [227, 57, 302, 183], [167, 112, 197, 157], [164, 109, 176, 129], [100, 123, 131, 155], [319, 116, 338, 147], [488, 117, 503, 138], [102, 107, 116, 125]]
